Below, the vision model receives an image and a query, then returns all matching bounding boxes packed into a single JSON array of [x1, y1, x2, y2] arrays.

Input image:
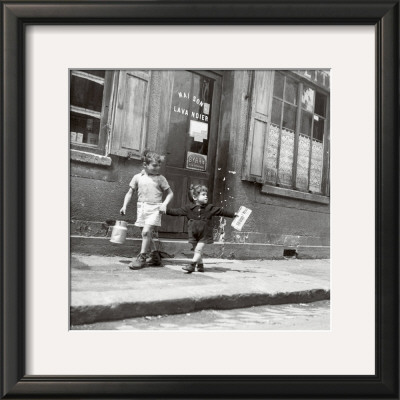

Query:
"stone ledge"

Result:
[[261, 184, 330, 204], [71, 149, 112, 166], [70, 236, 330, 260], [70, 220, 330, 246]]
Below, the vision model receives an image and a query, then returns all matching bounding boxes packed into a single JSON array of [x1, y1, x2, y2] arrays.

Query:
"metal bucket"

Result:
[[110, 221, 128, 244]]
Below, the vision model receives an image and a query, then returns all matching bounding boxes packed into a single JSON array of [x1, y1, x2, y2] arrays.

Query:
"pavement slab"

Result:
[[70, 254, 330, 325]]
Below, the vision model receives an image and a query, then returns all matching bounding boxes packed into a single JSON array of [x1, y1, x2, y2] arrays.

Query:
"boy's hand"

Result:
[[234, 212, 240, 217], [159, 204, 167, 214], [120, 206, 126, 215]]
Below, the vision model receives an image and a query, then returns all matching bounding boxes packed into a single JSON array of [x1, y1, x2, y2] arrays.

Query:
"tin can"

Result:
[[110, 221, 127, 244]]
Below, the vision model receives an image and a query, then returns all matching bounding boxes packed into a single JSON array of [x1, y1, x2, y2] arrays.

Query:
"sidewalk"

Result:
[[70, 254, 330, 326]]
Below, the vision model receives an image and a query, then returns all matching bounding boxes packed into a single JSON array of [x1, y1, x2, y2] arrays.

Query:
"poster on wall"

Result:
[[186, 151, 207, 171]]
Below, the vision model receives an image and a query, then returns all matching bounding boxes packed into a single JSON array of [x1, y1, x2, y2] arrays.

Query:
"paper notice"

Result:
[[194, 132, 204, 142], [189, 120, 208, 139], [186, 151, 207, 171], [231, 206, 252, 231]]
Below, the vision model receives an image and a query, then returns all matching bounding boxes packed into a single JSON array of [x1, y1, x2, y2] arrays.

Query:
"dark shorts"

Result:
[[188, 220, 214, 246]]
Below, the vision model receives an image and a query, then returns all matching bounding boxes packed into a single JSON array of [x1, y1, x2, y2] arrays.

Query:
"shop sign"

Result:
[[172, 91, 209, 121], [186, 151, 207, 171]]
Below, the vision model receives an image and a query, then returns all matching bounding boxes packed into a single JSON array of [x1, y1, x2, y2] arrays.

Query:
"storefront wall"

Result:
[[214, 70, 330, 249], [71, 69, 330, 255]]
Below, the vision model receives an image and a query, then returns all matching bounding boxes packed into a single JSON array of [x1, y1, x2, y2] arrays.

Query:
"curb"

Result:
[[70, 236, 330, 260], [70, 289, 330, 326]]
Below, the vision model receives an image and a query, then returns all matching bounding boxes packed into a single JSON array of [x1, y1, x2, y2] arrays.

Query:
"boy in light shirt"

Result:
[[120, 149, 173, 269]]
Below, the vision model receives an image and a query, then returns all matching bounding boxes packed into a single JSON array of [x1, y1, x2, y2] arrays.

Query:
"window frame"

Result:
[[242, 70, 330, 200], [266, 70, 330, 196], [271, 73, 300, 189], [70, 70, 115, 156]]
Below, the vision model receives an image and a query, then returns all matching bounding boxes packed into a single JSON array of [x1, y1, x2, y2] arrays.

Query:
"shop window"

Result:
[[70, 70, 113, 155], [243, 70, 330, 197]]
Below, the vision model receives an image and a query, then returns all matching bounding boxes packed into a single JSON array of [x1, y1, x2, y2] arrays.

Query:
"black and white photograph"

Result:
[[70, 69, 331, 330], [3, 1, 399, 396]]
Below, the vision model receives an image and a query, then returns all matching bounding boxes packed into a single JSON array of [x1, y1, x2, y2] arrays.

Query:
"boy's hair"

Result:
[[141, 149, 165, 165], [189, 184, 208, 203]]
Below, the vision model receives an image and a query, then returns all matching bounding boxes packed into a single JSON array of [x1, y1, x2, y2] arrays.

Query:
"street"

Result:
[[72, 300, 330, 330]]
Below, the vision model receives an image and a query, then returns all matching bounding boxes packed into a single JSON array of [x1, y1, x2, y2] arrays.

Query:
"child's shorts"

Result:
[[188, 220, 214, 246], [135, 202, 162, 227]]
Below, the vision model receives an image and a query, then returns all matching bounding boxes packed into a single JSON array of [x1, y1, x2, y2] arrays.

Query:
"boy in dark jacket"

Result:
[[166, 184, 238, 273]]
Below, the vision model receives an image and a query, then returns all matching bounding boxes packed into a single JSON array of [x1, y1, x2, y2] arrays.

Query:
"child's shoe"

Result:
[[146, 251, 162, 267], [182, 262, 196, 273], [129, 253, 147, 270], [196, 263, 204, 272]]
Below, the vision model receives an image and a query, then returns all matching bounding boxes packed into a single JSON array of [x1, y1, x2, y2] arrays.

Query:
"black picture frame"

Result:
[[1, 1, 399, 399]]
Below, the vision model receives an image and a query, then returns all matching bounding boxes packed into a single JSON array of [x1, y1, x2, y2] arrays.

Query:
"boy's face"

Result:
[[195, 191, 208, 205], [144, 161, 161, 175]]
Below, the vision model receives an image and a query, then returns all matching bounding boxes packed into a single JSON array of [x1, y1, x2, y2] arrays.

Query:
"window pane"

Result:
[[70, 75, 104, 112], [300, 111, 312, 136], [278, 128, 295, 187], [273, 72, 284, 99], [296, 134, 311, 190], [313, 118, 325, 141], [271, 98, 282, 125], [167, 71, 193, 167], [186, 73, 213, 158], [166, 71, 214, 170], [70, 113, 100, 145], [309, 140, 324, 193], [282, 103, 297, 131], [315, 91, 327, 117], [284, 78, 298, 105], [301, 86, 315, 112]]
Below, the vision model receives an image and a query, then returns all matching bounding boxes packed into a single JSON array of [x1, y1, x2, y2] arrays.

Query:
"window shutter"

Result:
[[110, 70, 150, 158], [242, 70, 274, 183]]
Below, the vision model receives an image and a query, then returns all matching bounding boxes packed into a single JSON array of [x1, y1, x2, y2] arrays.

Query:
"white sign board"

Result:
[[231, 206, 252, 231]]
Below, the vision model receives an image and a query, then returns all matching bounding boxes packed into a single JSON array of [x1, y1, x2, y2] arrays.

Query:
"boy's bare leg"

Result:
[[140, 224, 154, 254], [129, 226, 154, 270], [149, 228, 158, 252], [182, 242, 206, 273], [145, 228, 163, 266], [192, 242, 205, 263]]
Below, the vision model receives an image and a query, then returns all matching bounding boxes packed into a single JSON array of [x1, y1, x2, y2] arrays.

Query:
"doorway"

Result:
[[160, 70, 222, 237]]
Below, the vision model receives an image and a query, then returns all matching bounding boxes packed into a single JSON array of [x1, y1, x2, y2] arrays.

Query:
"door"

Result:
[[160, 70, 222, 237]]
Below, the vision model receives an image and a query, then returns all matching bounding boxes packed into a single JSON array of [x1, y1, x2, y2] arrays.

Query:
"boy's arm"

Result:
[[166, 205, 188, 217], [120, 187, 134, 215], [210, 205, 237, 218], [159, 188, 174, 214]]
